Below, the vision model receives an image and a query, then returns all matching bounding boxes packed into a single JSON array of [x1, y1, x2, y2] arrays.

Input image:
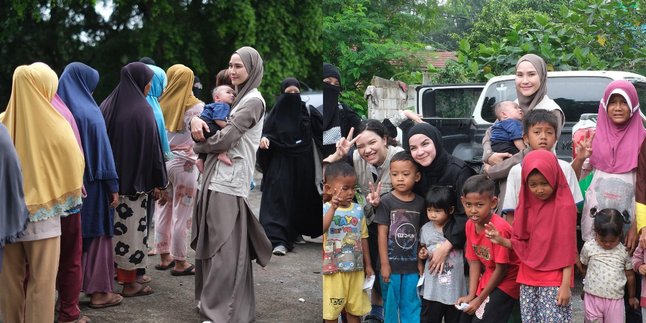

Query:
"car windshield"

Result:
[[480, 76, 614, 123]]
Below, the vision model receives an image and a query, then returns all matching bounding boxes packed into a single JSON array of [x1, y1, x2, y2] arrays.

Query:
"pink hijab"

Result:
[[52, 93, 84, 155], [590, 80, 645, 173]]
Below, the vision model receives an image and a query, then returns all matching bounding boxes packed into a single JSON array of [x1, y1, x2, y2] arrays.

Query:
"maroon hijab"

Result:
[[512, 150, 577, 271], [100, 62, 167, 195]]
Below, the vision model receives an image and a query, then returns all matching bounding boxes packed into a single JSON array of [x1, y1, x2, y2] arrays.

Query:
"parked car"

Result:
[[409, 71, 646, 166]]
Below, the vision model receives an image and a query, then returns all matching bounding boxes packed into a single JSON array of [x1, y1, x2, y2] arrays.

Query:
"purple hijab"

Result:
[[100, 62, 167, 195]]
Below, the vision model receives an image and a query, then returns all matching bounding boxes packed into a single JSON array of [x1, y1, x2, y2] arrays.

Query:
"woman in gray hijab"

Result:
[[189, 46, 272, 323]]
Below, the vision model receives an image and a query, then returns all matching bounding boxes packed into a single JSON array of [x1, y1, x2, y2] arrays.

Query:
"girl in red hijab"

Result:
[[485, 150, 577, 322]]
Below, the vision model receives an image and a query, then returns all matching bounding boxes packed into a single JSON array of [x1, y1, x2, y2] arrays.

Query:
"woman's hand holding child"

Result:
[[428, 242, 450, 275]]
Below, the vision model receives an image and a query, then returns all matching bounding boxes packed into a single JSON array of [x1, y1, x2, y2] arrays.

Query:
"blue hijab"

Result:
[[57, 62, 118, 183], [0, 122, 29, 269], [146, 64, 173, 161]]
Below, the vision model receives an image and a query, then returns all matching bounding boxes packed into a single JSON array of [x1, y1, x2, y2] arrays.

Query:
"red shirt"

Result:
[[516, 263, 575, 287], [465, 214, 520, 299]]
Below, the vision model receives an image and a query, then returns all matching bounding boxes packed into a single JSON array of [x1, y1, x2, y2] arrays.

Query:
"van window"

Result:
[[633, 81, 646, 116], [421, 87, 482, 118], [481, 77, 613, 123]]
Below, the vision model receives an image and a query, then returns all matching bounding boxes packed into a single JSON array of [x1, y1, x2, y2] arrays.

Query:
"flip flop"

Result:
[[88, 294, 123, 309], [154, 260, 175, 270], [363, 314, 384, 323], [121, 285, 154, 297], [170, 264, 195, 276], [117, 274, 151, 285]]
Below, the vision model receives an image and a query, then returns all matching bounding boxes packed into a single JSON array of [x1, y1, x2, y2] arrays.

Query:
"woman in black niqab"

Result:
[[259, 77, 323, 253]]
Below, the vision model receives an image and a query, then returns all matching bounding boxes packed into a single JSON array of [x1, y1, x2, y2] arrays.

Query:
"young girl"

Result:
[[632, 240, 646, 318], [581, 208, 638, 322], [418, 186, 466, 323], [485, 149, 577, 322]]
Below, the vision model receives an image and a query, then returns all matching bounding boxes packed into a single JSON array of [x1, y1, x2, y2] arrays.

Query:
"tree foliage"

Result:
[[0, 1, 322, 110], [323, 0, 433, 116], [455, 0, 646, 81]]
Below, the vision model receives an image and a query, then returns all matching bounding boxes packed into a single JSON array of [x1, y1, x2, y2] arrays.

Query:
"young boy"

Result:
[[501, 109, 583, 224], [373, 151, 424, 322], [457, 174, 519, 322], [491, 101, 525, 154], [322, 162, 373, 323], [195, 85, 236, 172]]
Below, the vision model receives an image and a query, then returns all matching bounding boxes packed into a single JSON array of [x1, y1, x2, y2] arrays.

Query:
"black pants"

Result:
[[421, 299, 461, 323], [458, 288, 517, 323], [626, 273, 642, 323], [368, 221, 382, 297]]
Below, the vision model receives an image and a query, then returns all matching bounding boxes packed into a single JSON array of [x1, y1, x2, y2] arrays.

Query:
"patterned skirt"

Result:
[[113, 194, 149, 270]]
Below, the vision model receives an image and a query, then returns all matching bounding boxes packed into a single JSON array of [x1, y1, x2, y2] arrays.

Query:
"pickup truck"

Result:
[[407, 71, 646, 165]]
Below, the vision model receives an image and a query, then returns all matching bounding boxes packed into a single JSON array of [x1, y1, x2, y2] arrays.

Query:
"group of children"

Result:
[[322, 79, 646, 323]]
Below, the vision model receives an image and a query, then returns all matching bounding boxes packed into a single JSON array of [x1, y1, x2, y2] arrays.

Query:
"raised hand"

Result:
[[336, 127, 361, 158], [574, 128, 594, 161], [366, 181, 383, 208]]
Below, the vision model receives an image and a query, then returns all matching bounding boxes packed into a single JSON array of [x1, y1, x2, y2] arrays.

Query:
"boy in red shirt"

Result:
[[456, 174, 519, 322]]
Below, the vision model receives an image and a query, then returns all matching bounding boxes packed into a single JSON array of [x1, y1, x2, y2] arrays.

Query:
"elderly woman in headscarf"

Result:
[[100, 62, 168, 297], [258, 77, 323, 255], [0, 62, 85, 323], [189, 46, 272, 322], [154, 64, 204, 275], [58, 62, 123, 311]]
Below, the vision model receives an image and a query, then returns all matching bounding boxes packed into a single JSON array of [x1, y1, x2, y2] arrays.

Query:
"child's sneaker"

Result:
[[272, 245, 287, 256]]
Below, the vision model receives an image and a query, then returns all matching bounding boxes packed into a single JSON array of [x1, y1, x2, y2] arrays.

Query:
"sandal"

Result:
[[58, 315, 92, 323], [154, 260, 175, 270], [88, 294, 123, 309], [170, 264, 195, 276], [363, 314, 384, 323], [121, 284, 154, 297]]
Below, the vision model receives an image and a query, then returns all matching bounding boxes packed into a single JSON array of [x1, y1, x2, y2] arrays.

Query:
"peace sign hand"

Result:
[[574, 128, 594, 161], [366, 181, 382, 208], [329, 187, 343, 210], [336, 127, 361, 158]]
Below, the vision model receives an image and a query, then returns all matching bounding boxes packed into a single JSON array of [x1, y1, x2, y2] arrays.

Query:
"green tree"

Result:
[[0, 1, 322, 110], [323, 0, 432, 116], [455, 0, 646, 81]]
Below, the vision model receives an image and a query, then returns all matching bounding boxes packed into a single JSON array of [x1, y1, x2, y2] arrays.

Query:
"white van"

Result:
[[459, 71, 646, 163]]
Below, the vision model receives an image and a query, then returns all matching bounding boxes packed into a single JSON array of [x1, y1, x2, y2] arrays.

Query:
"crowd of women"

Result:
[[0, 46, 324, 323]]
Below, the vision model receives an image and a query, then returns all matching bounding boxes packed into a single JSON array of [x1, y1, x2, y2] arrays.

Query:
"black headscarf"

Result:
[[280, 77, 300, 93], [407, 123, 450, 183], [263, 78, 311, 153], [407, 122, 473, 248], [100, 62, 168, 195], [322, 63, 342, 130], [323, 63, 341, 83]]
